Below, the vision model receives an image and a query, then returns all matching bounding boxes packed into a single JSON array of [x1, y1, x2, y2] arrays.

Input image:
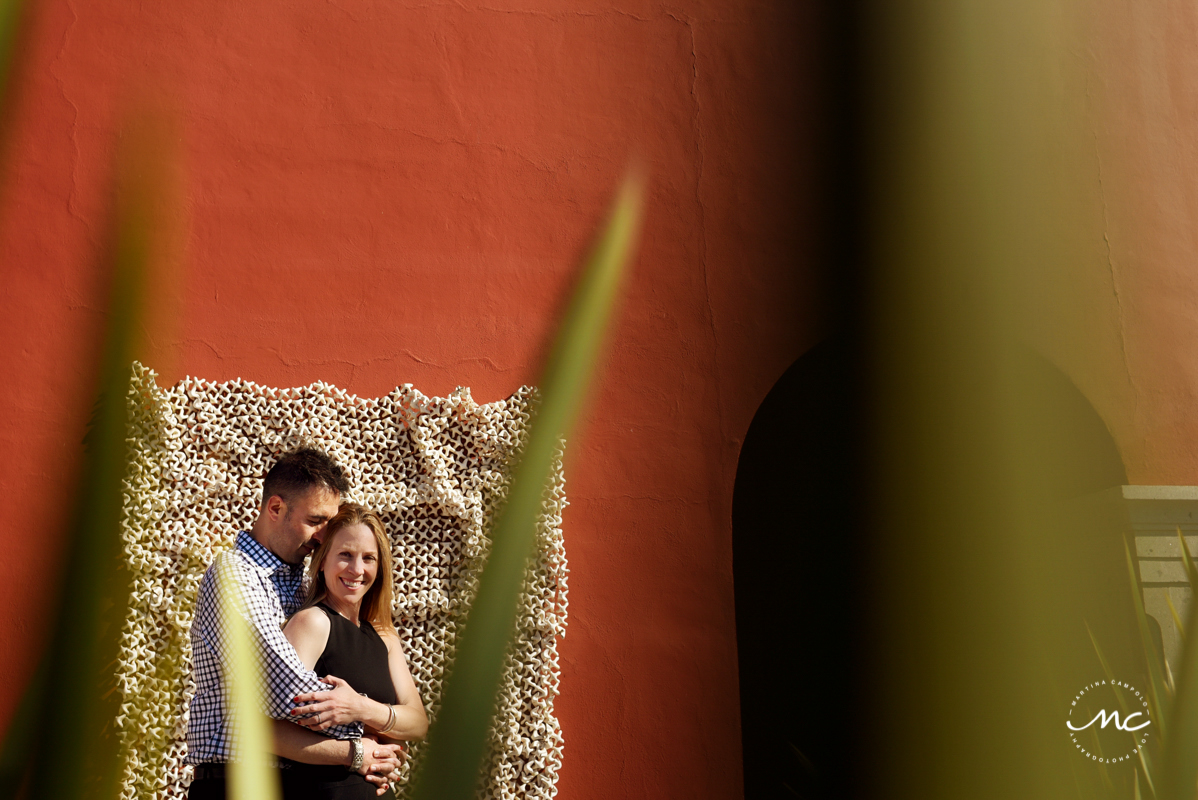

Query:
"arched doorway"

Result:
[[732, 337, 856, 800], [731, 339, 1129, 799]]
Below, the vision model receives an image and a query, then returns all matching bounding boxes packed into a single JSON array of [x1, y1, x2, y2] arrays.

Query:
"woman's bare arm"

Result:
[[368, 627, 429, 743]]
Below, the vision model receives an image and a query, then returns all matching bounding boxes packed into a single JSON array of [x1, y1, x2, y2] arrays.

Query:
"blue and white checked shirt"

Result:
[[186, 531, 362, 764]]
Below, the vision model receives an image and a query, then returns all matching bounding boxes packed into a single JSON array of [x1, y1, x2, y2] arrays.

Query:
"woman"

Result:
[[276, 503, 429, 800]]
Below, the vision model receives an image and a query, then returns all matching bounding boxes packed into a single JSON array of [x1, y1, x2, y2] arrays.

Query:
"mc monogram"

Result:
[[1066, 709, 1151, 733]]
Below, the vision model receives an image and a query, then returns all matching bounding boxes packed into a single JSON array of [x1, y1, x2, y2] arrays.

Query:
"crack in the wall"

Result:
[[474, 5, 651, 23], [1091, 111, 1138, 423], [670, 10, 725, 443], [303, 120, 571, 174], [399, 2, 653, 23], [401, 349, 515, 372], [433, 29, 467, 128], [262, 347, 514, 374], [592, 494, 704, 504], [49, 0, 91, 247], [400, 127, 561, 171], [185, 338, 229, 359]]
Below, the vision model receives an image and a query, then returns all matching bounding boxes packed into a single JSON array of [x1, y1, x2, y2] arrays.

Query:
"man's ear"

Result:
[[264, 494, 287, 522]]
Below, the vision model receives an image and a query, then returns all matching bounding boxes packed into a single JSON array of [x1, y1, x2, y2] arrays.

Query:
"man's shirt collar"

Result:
[[235, 531, 303, 576]]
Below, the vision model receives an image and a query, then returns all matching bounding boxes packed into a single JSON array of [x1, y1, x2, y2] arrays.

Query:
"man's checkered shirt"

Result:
[[186, 531, 363, 764]]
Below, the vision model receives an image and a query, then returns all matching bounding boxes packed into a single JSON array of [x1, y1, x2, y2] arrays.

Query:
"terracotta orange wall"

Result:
[[1024, 2, 1198, 487], [0, 1, 818, 796]]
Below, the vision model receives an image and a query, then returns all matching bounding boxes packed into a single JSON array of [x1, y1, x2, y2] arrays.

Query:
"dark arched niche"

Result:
[[731, 339, 1129, 799], [732, 337, 856, 800], [1008, 347, 1128, 502]]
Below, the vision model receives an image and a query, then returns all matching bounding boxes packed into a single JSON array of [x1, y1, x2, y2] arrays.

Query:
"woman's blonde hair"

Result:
[[300, 503, 395, 632]]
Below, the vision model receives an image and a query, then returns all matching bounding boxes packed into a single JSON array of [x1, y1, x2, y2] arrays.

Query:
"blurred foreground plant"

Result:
[[0, 0, 23, 102], [408, 173, 643, 800], [0, 0, 28, 154], [0, 115, 172, 798], [0, 161, 642, 800], [0, 0, 643, 782], [1087, 529, 1198, 800], [1132, 528, 1198, 800], [217, 559, 282, 800]]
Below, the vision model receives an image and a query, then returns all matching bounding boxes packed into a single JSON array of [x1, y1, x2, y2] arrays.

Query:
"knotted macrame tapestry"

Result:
[[117, 362, 568, 800]]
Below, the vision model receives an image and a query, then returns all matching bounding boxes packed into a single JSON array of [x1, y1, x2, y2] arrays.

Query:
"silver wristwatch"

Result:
[[349, 737, 364, 772]]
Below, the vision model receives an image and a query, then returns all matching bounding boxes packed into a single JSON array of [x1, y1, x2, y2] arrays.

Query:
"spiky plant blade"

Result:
[[0, 109, 180, 800], [408, 173, 644, 800], [1177, 527, 1198, 589], [1138, 748, 1158, 800], [1127, 537, 1170, 743], [1086, 621, 1131, 715], [1156, 539, 1198, 800], [14, 124, 163, 800], [0, 0, 26, 131], [1085, 618, 1157, 781], [217, 558, 282, 800], [1167, 594, 1186, 645], [0, 663, 44, 796]]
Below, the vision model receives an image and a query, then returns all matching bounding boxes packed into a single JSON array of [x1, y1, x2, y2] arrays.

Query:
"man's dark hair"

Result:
[[261, 447, 350, 505]]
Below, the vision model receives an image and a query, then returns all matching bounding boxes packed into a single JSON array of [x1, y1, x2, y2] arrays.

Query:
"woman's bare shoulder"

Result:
[[285, 606, 331, 637]]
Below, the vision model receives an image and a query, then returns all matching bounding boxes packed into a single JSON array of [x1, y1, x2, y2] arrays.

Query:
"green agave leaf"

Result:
[[1178, 527, 1198, 589], [15, 140, 154, 800], [217, 558, 282, 800], [1083, 726, 1114, 792], [0, 0, 26, 123], [1139, 749, 1158, 800], [1086, 616, 1158, 792], [1156, 541, 1198, 800], [1126, 537, 1170, 744], [0, 662, 45, 797], [1087, 620, 1131, 716], [1087, 616, 1157, 787], [0, 111, 179, 800], [408, 173, 644, 800], [1166, 594, 1186, 645]]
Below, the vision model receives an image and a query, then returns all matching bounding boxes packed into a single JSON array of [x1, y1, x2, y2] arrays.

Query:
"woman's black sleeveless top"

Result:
[[311, 601, 397, 706], [280, 602, 397, 800]]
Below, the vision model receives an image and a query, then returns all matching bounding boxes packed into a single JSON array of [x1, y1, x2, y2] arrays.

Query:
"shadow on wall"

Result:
[[731, 337, 1134, 799]]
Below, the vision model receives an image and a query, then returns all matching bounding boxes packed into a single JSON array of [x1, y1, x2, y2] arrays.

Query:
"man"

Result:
[[186, 447, 403, 799]]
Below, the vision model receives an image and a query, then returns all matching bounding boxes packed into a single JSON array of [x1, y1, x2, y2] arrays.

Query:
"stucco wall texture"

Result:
[[1016, 1, 1198, 488], [0, 1, 816, 797]]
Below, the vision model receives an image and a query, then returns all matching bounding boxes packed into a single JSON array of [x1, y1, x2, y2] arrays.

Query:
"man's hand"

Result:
[[292, 675, 364, 731], [358, 736, 406, 796]]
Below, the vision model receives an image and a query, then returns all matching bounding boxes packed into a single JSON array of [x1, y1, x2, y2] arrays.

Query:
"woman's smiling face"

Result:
[[321, 522, 379, 611]]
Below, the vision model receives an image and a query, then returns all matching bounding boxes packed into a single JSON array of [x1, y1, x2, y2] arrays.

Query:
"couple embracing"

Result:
[[186, 448, 428, 800]]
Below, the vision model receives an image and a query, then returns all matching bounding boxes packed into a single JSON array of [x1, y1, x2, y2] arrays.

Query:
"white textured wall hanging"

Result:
[[117, 362, 568, 800]]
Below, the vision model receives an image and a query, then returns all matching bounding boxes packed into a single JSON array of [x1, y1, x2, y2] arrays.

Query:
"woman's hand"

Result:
[[291, 675, 366, 731]]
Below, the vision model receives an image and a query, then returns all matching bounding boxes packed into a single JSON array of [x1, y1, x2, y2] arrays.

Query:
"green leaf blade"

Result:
[[1126, 537, 1171, 744], [217, 557, 282, 800], [408, 173, 644, 800]]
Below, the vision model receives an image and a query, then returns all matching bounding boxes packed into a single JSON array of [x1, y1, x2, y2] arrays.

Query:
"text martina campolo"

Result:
[[1066, 679, 1152, 765]]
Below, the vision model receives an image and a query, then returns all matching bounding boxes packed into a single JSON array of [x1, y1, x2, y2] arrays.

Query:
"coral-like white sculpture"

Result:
[[117, 362, 568, 800]]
